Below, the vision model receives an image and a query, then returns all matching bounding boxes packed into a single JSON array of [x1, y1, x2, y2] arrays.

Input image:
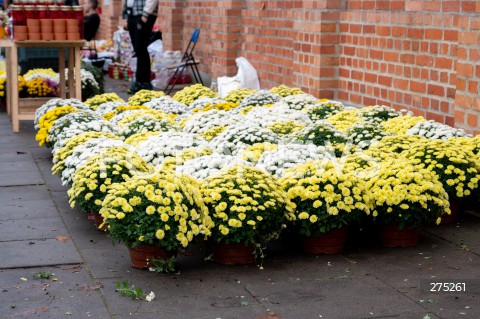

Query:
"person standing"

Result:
[[84, 0, 100, 42], [124, 0, 158, 94]]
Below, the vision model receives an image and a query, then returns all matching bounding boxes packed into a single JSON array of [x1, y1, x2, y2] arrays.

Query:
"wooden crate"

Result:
[[18, 97, 51, 120]]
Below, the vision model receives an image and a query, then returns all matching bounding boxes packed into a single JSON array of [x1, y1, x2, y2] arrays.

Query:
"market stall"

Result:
[[1, 39, 83, 132]]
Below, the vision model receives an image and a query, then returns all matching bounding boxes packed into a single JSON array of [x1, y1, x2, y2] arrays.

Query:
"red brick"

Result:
[[458, 32, 477, 44], [435, 57, 453, 69], [410, 81, 427, 93], [457, 63, 474, 76], [467, 113, 478, 126], [455, 110, 466, 123], [428, 84, 445, 97], [425, 29, 443, 40]]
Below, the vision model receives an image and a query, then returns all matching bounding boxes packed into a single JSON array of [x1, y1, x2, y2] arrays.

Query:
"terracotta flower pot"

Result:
[[28, 33, 41, 41], [66, 19, 78, 26], [55, 33, 67, 41], [42, 33, 54, 41], [41, 25, 53, 34], [66, 25, 78, 33], [14, 32, 28, 41], [441, 200, 462, 225], [67, 32, 80, 40], [380, 224, 421, 247], [40, 19, 53, 27], [53, 19, 66, 27], [212, 243, 256, 265], [90, 210, 107, 231], [27, 19, 40, 28], [302, 227, 349, 255], [15, 25, 28, 33], [54, 25, 66, 33], [128, 244, 175, 269]]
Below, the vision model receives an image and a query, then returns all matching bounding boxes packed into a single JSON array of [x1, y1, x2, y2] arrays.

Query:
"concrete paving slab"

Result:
[[99, 275, 265, 318], [0, 160, 41, 173], [0, 171, 44, 186], [0, 238, 83, 269], [0, 266, 111, 319], [0, 185, 51, 201], [0, 217, 68, 242], [426, 214, 480, 254], [0, 199, 57, 220]]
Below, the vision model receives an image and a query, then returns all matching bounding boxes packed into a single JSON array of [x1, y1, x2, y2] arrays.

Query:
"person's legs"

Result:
[[127, 15, 138, 93], [133, 15, 156, 86]]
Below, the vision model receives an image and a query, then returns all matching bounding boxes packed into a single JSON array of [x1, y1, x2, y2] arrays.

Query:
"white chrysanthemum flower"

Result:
[[175, 153, 250, 180], [406, 120, 471, 140], [136, 131, 209, 167], [256, 143, 332, 178]]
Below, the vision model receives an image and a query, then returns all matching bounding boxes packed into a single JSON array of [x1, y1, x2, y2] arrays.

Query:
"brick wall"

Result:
[[100, 0, 480, 134]]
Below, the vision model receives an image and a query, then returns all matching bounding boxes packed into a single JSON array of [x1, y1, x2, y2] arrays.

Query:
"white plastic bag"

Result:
[[217, 57, 260, 97], [218, 76, 240, 98], [236, 57, 260, 90], [148, 40, 163, 58]]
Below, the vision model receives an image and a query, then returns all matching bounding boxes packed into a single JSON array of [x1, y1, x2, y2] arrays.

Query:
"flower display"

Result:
[[100, 172, 213, 250], [128, 89, 166, 106], [52, 132, 122, 175], [198, 126, 227, 141], [34, 98, 87, 129], [239, 142, 278, 163], [85, 93, 124, 110], [0, 73, 28, 98], [117, 113, 179, 138], [358, 105, 402, 123], [197, 101, 238, 112], [144, 96, 190, 115], [61, 138, 128, 185], [201, 165, 295, 245], [238, 90, 281, 109], [283, 94, 318, 110], [68, 147, 153, 213], [189, 97, 225, 111], [347, 121, 387, 149], [406, 120, 471, 140], [266, 121, 306, 136], [35, 106, 78, 147], [381, 115, 426, 135], [281, 160, 371, 236], [209, 123, 281, 155], [244, 103, 312, 128], [64, 68, 100, 99], [175, 153, 249, 180], [296, 123, 347, 156], [365, 158, 449, 228], [256, 144, 331, 178], [136, 132, 210, 167], [26, 78, 59, 97], [95, 101, 129, 116], [105, 105, 151, 122], [326, 109, 362, 132], [124, 132, 162, 147], [270, 85, 304, 97], [23, 68, 59, 83], [45, 111, 101, 148], [182, 110, 242, 134], [305, 100, 344, 122], [172, 84, 218, 106], [369, 135, 427, 155], [224, 88, 257, 104], [401, 140, 480, 200]]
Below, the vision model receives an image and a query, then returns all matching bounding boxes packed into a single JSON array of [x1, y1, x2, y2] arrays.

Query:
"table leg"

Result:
[[74, 46, 82, 100], [68, 47, 74, 98], [5, 47, 11, 116], [59, 48, 66, 99], [10, 46, 19, 132]]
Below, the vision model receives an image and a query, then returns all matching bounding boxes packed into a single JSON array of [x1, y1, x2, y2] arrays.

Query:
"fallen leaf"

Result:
[[55, 236, 71, 243]]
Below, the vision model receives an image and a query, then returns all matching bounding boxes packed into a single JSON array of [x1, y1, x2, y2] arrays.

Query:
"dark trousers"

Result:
[[127, 15, 156, 84]]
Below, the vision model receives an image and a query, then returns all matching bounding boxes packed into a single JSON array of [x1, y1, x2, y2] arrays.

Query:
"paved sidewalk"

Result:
[[1, 110, 480, 319]]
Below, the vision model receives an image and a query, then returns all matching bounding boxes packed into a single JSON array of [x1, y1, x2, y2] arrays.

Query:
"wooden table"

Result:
[[0, 39, 84, 132]]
